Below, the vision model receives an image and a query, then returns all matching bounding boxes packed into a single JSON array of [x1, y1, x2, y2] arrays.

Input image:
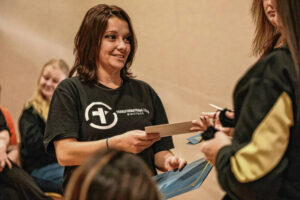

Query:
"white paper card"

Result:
[[145, 121, 197, 137]]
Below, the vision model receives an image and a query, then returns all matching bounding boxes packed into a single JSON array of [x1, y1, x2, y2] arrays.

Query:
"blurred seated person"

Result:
[[0, 88, 51, 200], [19, 59, 69, 194]]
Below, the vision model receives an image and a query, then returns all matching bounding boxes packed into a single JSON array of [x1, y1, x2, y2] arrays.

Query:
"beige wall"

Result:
[[0, 0, 257, 199]]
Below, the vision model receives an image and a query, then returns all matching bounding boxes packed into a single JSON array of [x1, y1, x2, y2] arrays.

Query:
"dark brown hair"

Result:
[[277, 0, 300, 75], [69, 4, 137, 83], [251, 0, 280, 57], [64, 150, 161, 200]]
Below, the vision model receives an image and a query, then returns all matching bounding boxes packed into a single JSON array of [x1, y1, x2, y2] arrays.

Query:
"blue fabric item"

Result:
[[31, 163, 64, 194], [186, 133, 202, 145], [154, 158, 212, 199]]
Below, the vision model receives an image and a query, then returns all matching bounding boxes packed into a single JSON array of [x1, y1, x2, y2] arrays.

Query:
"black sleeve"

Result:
[[215, 59, 294, 199], [149, 88, 174, 154], [19, 108, 48, 158], [44, 81, 81, 155]]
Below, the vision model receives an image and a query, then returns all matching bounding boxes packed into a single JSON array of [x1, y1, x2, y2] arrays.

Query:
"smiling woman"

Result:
[[98, 17, 132, 89], [19, 59, 69, 194], [39, 61, 68, 101], [43, 4, 187, 194]]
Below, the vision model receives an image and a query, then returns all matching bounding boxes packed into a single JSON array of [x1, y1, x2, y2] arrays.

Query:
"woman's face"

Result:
[[98, 17, 131, 73], [39, 65, 66, 101], [263, 0, 279, 27]]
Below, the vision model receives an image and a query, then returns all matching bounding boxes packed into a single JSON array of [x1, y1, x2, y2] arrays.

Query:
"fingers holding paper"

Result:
[[118, 130, 161, 154], [201, 131, 232, 166]]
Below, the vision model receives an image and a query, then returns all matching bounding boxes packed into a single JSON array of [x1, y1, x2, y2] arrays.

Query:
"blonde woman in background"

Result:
[[19, 59, 69, 194]]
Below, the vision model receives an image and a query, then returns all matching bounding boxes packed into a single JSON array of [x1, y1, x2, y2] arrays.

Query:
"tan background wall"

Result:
[[0, 0, 257, 199]]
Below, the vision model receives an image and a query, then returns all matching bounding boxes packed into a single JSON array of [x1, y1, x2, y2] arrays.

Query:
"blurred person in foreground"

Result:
[[64, 150, 161, 200]]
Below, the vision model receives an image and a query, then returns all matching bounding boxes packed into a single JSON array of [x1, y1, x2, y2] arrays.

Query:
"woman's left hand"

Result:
[[155, 150, 187, 171], [201, 131, 232, 166], [164, 155, 187, 171]]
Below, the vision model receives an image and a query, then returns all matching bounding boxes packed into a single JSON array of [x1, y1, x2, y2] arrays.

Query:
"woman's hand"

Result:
[[0, 130, 12, 172], [54, 131, 161, 166], [114, 130, 161, 154], [163, 155, 187, 171], [154, 150, 187, 172], [0, 151, 12, 172], [7, 145, 20, 166], [201, 131, 232, 166], [213, 111, 234, 135]]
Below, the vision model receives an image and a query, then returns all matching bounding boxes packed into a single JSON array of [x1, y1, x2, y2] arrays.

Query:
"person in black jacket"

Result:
[[19, 59, 69, 194], [199, 0, 300, 199]]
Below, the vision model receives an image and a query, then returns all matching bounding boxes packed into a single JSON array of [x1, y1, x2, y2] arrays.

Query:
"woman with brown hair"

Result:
[[251, 0, 286, 57], [277, 0, 300, 73], [276, 0, 300, 198], [192, 0, 286, 132], [19, 59, 69, 194], [64, 150, 161, 200], [200, 0, 300, 199], [44, 4, 186, 191]]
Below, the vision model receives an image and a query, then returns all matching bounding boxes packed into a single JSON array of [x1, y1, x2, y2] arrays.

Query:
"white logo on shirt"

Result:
[[85, 102, 118, 129]]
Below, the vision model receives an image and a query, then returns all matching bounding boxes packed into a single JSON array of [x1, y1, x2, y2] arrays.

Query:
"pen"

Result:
[[209, 104, 223, 110]]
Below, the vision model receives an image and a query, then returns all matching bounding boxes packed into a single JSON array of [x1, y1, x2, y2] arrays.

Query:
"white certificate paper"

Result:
[[145, 121, 198, 137]]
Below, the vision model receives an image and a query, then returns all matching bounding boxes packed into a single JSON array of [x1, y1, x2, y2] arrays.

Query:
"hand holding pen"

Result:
[[190, 104, 235, 137]]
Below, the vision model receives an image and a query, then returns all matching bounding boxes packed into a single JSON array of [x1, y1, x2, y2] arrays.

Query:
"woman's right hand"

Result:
[[112, 130, 161, 154]]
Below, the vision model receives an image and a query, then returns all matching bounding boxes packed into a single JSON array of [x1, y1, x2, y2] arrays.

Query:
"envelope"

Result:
[[186, 133, 202, 145], [154, 158, 212, 199], [145, 121, 198, 137]]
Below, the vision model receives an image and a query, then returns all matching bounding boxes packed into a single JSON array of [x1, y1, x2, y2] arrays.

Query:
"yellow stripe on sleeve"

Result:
[[230, 92, 293, 183]]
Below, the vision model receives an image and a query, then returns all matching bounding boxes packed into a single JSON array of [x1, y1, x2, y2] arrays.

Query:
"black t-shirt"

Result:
[[44, 77, 174, 187], [19, 106, 57, 173]]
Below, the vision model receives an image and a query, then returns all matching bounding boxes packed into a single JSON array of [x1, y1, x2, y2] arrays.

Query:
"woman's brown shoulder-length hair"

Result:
[[251, 0, 280, 57], [277, 0, 300, 75], [69, 4, 137, 83]]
